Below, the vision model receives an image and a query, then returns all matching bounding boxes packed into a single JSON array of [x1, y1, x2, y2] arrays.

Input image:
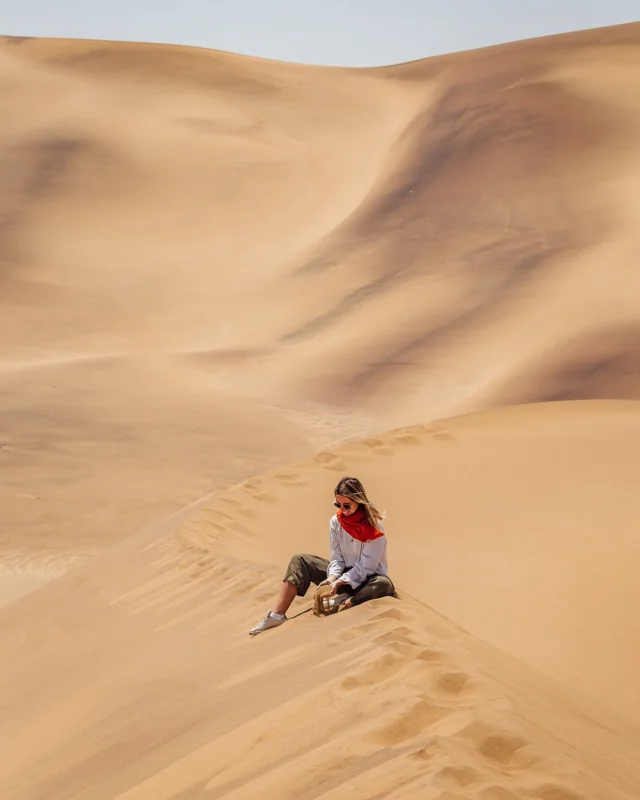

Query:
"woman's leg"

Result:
[[278, 553, 330, 613], [273, 581, 298, 615], [249, 554, 330, 635], [349, 575, 395, 607]]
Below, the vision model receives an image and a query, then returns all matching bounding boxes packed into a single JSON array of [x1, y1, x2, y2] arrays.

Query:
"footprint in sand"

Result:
[[434, 670, 474, 697], [382, 640, 430, 659], [239, 478, 277, 503], [361, 437, 395, 456], [339, 616, 423, 647], [391, 425, 427, 445], [458, 722, 539, 769], [407, 740, 443, 763], [314, 451, 348, 472], [273, 471, 308, 486], [368, 698, 451, 745], [229, 519, 254, 536], [200, 509, 235, 524], [434, 764, 482, 789], [431, 793, 475, 800], [433, 431, 456, 443], [370, 608, 410, 624], [341, 652, 407, 691], [415, 647, 448, 664], [423, 422, 456, 442], [219, 497, 255, 516], [198, 520, 226, 535], [478, 787, 528, 800], [531, 783, 587, 800], [477, 733, 534, 767], [372, 628, 424, 648], [197, 510, 250, 537]]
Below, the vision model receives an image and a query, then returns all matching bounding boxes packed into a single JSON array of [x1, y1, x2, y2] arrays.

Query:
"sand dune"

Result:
[[0, 33, 424, 580], [2, 24, 640, 576], [180, 399, 640, 717], [1, 22, 640, 800], [2, 400, 640, 799]]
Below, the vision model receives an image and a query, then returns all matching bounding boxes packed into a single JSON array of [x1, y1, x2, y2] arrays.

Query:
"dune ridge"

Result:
[[179, 399, 640, 717], [2, 402, 640, 799]]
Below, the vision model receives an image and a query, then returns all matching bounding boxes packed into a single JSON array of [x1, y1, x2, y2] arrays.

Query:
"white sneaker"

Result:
[[249, 610, 287, 636]]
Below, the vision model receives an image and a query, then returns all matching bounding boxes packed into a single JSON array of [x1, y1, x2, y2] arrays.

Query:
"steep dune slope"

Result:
[[271, 25, 640, 421], [0, 35, 421, 595], [1, 26, 640, 592], [1, 401, 640, 800]]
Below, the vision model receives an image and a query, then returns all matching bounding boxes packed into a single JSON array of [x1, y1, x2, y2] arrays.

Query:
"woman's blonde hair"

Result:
[[334, 476, 385, 530]]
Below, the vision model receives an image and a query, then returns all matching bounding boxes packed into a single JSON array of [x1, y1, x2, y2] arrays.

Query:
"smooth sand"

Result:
[[1, 22, 640, 800]]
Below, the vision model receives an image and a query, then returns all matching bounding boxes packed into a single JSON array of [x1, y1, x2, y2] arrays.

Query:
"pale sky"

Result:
[[2, 0, 638, 67]]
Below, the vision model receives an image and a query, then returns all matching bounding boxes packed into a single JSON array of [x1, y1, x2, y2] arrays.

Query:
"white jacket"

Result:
[[327, 514, 389, 588]]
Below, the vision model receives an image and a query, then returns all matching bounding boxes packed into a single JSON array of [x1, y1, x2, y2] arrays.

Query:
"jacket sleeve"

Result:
[[340, 533, 386, 589], [327, 516, 346, 579]]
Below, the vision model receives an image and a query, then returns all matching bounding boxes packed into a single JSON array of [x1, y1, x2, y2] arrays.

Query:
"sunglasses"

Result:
[[333, 501, 353, 510]]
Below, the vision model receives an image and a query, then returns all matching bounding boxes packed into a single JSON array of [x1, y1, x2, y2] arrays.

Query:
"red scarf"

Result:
[[337, 507, 384, 543]]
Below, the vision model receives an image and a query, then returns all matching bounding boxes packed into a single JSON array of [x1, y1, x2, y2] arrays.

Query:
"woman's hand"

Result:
[[330, 579, 349, 595], [320, 577, 342, 589]]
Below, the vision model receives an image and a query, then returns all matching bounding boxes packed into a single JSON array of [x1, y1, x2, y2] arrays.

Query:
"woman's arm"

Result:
[[327, 516, 346, 579], [339, 536, 386, 588]]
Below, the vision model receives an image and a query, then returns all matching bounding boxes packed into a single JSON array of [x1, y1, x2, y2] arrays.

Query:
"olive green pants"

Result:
[[283, 553, 395, 606]]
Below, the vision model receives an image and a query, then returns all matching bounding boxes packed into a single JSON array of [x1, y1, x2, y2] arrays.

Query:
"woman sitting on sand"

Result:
[[249, 476, 396, 635]]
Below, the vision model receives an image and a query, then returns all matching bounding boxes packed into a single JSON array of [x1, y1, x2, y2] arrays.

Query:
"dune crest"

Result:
[[181, 399, 640, 717], [0, 403, 640, 800], [2, 400, 640, 799]]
